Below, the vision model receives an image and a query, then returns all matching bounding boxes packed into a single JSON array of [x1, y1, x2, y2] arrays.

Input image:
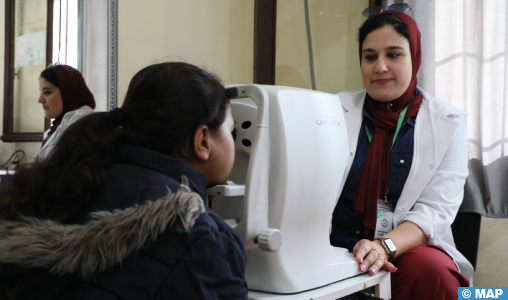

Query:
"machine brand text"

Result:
[[316, 120, 340, 126]]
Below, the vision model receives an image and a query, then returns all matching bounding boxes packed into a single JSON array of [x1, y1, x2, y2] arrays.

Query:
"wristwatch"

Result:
[[375, 238, 397, 261]]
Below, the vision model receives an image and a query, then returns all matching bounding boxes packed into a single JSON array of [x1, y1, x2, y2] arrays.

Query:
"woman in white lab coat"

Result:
[[38, 65, 96, 160], [329, 11, 472, 299]]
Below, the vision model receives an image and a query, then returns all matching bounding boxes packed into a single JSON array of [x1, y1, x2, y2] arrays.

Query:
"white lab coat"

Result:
[[337, 87, 473, 283], [39, 105, 95, 160]]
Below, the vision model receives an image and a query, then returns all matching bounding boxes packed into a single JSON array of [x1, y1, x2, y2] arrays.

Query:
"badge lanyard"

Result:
[[41, 134, 51, 147], [364, 95, 414, 148]]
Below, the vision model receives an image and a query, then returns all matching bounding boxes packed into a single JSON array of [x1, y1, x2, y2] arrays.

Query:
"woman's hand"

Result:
[[352, 239, 397, 275]]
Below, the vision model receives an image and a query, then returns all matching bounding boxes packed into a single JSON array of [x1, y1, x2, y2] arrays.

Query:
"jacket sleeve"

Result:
[[163, 214, 248, 300], [399, 114, 469, 244]]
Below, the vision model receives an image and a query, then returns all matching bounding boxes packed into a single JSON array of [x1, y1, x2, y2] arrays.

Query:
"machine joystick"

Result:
[[255, 228, 282, 252]]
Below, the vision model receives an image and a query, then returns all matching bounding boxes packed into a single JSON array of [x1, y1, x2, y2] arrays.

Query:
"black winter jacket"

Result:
[[0, 145, 248, 300]]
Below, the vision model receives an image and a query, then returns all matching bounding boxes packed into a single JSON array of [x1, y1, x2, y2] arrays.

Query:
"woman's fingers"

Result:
[[367, 249, 384, 274], [353, 240, 372, 264], [363, 249, 398, 274], [382, 261, 398, 273], [353, 239, 398, 274], [359, 248, 380, 272]]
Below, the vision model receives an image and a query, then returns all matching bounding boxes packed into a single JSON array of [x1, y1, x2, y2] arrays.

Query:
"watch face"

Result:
[[383, 239, 397, 253]]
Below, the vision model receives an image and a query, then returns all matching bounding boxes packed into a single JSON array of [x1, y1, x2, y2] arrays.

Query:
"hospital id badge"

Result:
[[374, 199, 394, 239]]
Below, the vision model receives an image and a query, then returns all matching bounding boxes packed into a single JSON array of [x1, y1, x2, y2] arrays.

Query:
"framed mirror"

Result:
[[2, 0, 53, 142]]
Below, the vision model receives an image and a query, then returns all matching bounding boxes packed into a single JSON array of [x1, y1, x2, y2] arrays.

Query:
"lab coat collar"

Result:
[[338, 87, 466, 207], [396, 91, 460, 210]]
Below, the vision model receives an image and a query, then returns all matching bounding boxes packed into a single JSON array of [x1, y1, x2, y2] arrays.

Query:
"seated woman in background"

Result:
[[329, 11, 471, 299], [38, 64, 96, 160], [0, 62, 247, 300]]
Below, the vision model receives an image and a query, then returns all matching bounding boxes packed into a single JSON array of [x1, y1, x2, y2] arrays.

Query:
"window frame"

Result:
[[1, 0, 54, 142]]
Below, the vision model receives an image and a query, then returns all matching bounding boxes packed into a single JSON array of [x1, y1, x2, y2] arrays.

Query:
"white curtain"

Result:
[[407, 0, 508, 217], [81, 0, 108, 112]]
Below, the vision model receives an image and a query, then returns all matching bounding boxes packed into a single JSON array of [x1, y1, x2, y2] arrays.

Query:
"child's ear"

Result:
[[193, 125, 211, 161]]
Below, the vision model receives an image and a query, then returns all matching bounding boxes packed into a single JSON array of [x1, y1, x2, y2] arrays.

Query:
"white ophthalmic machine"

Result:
[[207, 85, 391, 300]]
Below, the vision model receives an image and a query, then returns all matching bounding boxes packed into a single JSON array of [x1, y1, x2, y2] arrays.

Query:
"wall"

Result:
[[117, 0, 254, 105], [275, 0, 367, 94]]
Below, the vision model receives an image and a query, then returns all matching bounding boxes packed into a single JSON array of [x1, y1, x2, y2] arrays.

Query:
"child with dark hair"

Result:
[[0, 62, 247, 300]]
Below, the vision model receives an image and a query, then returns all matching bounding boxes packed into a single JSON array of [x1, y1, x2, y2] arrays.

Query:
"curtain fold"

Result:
[[82, 0, 108, 112]]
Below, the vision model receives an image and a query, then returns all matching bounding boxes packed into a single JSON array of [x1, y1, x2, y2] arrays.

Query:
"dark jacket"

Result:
[[0, 145, 248, 300]]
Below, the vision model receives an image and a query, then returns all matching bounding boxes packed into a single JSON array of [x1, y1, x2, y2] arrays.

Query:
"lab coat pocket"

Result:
[[390, 151, 414, 196]]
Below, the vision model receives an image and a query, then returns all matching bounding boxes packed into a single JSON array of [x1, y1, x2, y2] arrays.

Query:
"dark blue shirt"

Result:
[[330, 101, 416, 251]]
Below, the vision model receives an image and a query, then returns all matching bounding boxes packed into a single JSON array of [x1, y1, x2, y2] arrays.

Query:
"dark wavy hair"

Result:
[[358, 13, 411, 51], [0, 62, 228, 222]]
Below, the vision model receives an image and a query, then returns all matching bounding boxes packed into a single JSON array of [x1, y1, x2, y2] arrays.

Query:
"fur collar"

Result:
[[0, 184, 205, 279]]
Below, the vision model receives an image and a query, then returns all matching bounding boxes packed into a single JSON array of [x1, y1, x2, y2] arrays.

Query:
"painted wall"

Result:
[[117, 0, 254, 105], [275, 0, 366, 94]]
